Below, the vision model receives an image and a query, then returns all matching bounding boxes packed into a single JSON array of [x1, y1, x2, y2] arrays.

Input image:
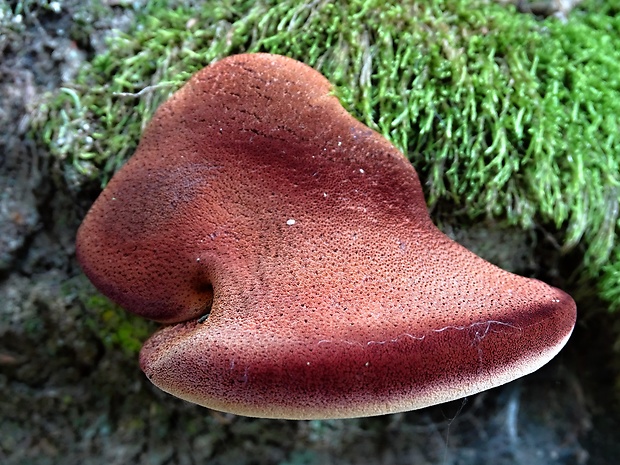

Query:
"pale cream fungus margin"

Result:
[[76, 54, 576, 420]]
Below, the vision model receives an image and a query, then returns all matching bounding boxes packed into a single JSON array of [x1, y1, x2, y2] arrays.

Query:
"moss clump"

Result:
[[59, 275, 154, 356], [83, 293, 155, 356], [36, 0, 620, 310]]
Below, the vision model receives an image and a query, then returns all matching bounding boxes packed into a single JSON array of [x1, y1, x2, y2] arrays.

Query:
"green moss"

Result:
[[602, 245, 620, 310], [36, 0, 620, 309], [59, 276, 154, 355], [84, 293, 154, 356]]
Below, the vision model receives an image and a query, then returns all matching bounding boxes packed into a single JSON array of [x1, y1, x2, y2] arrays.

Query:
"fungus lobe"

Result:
[[76, 53, 576, 419]]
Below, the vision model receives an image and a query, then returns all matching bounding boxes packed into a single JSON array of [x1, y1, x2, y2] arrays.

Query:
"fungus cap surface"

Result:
[[76, 53, 576, 419]]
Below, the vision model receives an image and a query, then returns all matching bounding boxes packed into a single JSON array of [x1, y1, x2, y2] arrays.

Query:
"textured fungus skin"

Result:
[[76, 53, 577, 419]]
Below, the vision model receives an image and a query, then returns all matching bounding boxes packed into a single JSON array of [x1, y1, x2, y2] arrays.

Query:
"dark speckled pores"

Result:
[[76, 53, 576, 419]]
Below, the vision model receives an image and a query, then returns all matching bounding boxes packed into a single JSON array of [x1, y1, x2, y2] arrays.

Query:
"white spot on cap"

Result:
[[286, 219, 296, 226]]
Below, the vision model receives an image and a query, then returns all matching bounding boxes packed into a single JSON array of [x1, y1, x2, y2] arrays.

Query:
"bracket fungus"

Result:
[[76, 53, 576, 419]]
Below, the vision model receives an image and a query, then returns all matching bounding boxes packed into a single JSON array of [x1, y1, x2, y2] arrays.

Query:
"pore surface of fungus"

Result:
[[76, 53, 576, 419]]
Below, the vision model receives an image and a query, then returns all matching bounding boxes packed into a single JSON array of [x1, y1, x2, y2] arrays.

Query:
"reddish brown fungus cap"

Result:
[[76, 53, 576, 419]]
